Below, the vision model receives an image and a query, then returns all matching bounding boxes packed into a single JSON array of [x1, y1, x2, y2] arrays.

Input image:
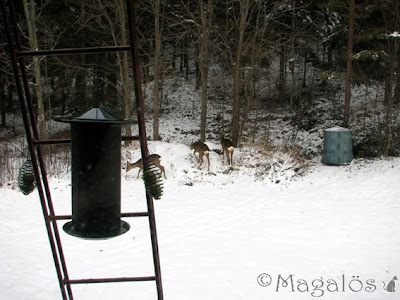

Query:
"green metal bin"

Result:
[[322, 127, 353, 165]]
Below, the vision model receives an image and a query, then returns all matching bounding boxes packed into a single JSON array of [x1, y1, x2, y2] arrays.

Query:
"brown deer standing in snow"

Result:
[[220, 134, 234, 165], [126, 154, 167, 179], [190, 141, 210, 171]]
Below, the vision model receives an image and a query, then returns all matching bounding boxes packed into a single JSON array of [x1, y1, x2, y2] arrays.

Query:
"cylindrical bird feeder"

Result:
[[56, 108, 134, 238]]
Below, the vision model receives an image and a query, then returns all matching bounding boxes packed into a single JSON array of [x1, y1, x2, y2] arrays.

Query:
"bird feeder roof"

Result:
[[55, 108, 136, 125]]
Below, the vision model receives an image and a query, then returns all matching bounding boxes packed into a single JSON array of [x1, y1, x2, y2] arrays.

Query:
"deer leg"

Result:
[[206, 153, 210, 171], [226, 149, 231, 165], [198, 154, 204, 169], [193, 151, 200, 162], [159, 165, 167, 179], [137, 168, 142, 179]]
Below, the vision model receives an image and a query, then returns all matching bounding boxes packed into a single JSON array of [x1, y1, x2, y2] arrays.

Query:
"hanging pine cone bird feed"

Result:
[[18, 160, 36, 195], [142, 157, 163, 200]]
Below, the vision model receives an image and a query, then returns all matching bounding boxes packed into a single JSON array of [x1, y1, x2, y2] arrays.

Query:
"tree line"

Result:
[[1, 0, 399, 149]]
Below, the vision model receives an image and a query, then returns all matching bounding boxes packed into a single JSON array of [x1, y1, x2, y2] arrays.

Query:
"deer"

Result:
[[220, 133, 234, 165], [190, 141, 210, 171], [126, 154, 167, 179]]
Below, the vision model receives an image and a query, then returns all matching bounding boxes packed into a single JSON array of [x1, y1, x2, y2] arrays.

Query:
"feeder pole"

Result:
[[126, 1, 164, 299]]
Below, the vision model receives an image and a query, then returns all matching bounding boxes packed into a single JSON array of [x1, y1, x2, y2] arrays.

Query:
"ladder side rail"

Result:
[[5, 1, 73, 299], [126, 1, 164, 299]]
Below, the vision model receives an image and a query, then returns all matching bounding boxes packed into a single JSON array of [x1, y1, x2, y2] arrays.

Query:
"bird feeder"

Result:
[[55, 108, 134, 238]]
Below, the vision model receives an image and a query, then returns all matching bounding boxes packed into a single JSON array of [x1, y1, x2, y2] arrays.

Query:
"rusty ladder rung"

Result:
[[33, 136, 140, 145], [65, 276, 156, 285], [50, 212, 149, 221], [16, 45, 131, 57]]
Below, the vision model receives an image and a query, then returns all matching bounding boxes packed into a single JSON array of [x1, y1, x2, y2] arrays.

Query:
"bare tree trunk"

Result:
[[278, 41, 286, 101], [385, 58, 395, 156], [152, 0, 162, 141], [394, 41, 400, 104], [344, 0, 355, 127], [289, 0, 296, 110], [23, 0, 46, 138], [239, 74, 253, 141], [302, 49, 307, 88], [75, 3, 86, 112], [231, 0, 249, 147], [231, 62, 242, 146], [1, 83, 5, 127], [199, 0, 213, 142], [184, 35, 189, 81], [8, 84, 13, 113], [115, 0, 132, 137]]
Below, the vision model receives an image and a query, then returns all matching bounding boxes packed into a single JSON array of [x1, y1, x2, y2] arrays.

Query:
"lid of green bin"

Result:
[[325, 126, 350, 132]]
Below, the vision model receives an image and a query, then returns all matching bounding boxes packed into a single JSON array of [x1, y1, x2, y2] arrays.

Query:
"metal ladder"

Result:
[[0, 0, 163, 299]]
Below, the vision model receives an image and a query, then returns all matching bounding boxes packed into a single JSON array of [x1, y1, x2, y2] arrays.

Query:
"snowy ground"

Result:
[[1, 140, 400, 299]]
